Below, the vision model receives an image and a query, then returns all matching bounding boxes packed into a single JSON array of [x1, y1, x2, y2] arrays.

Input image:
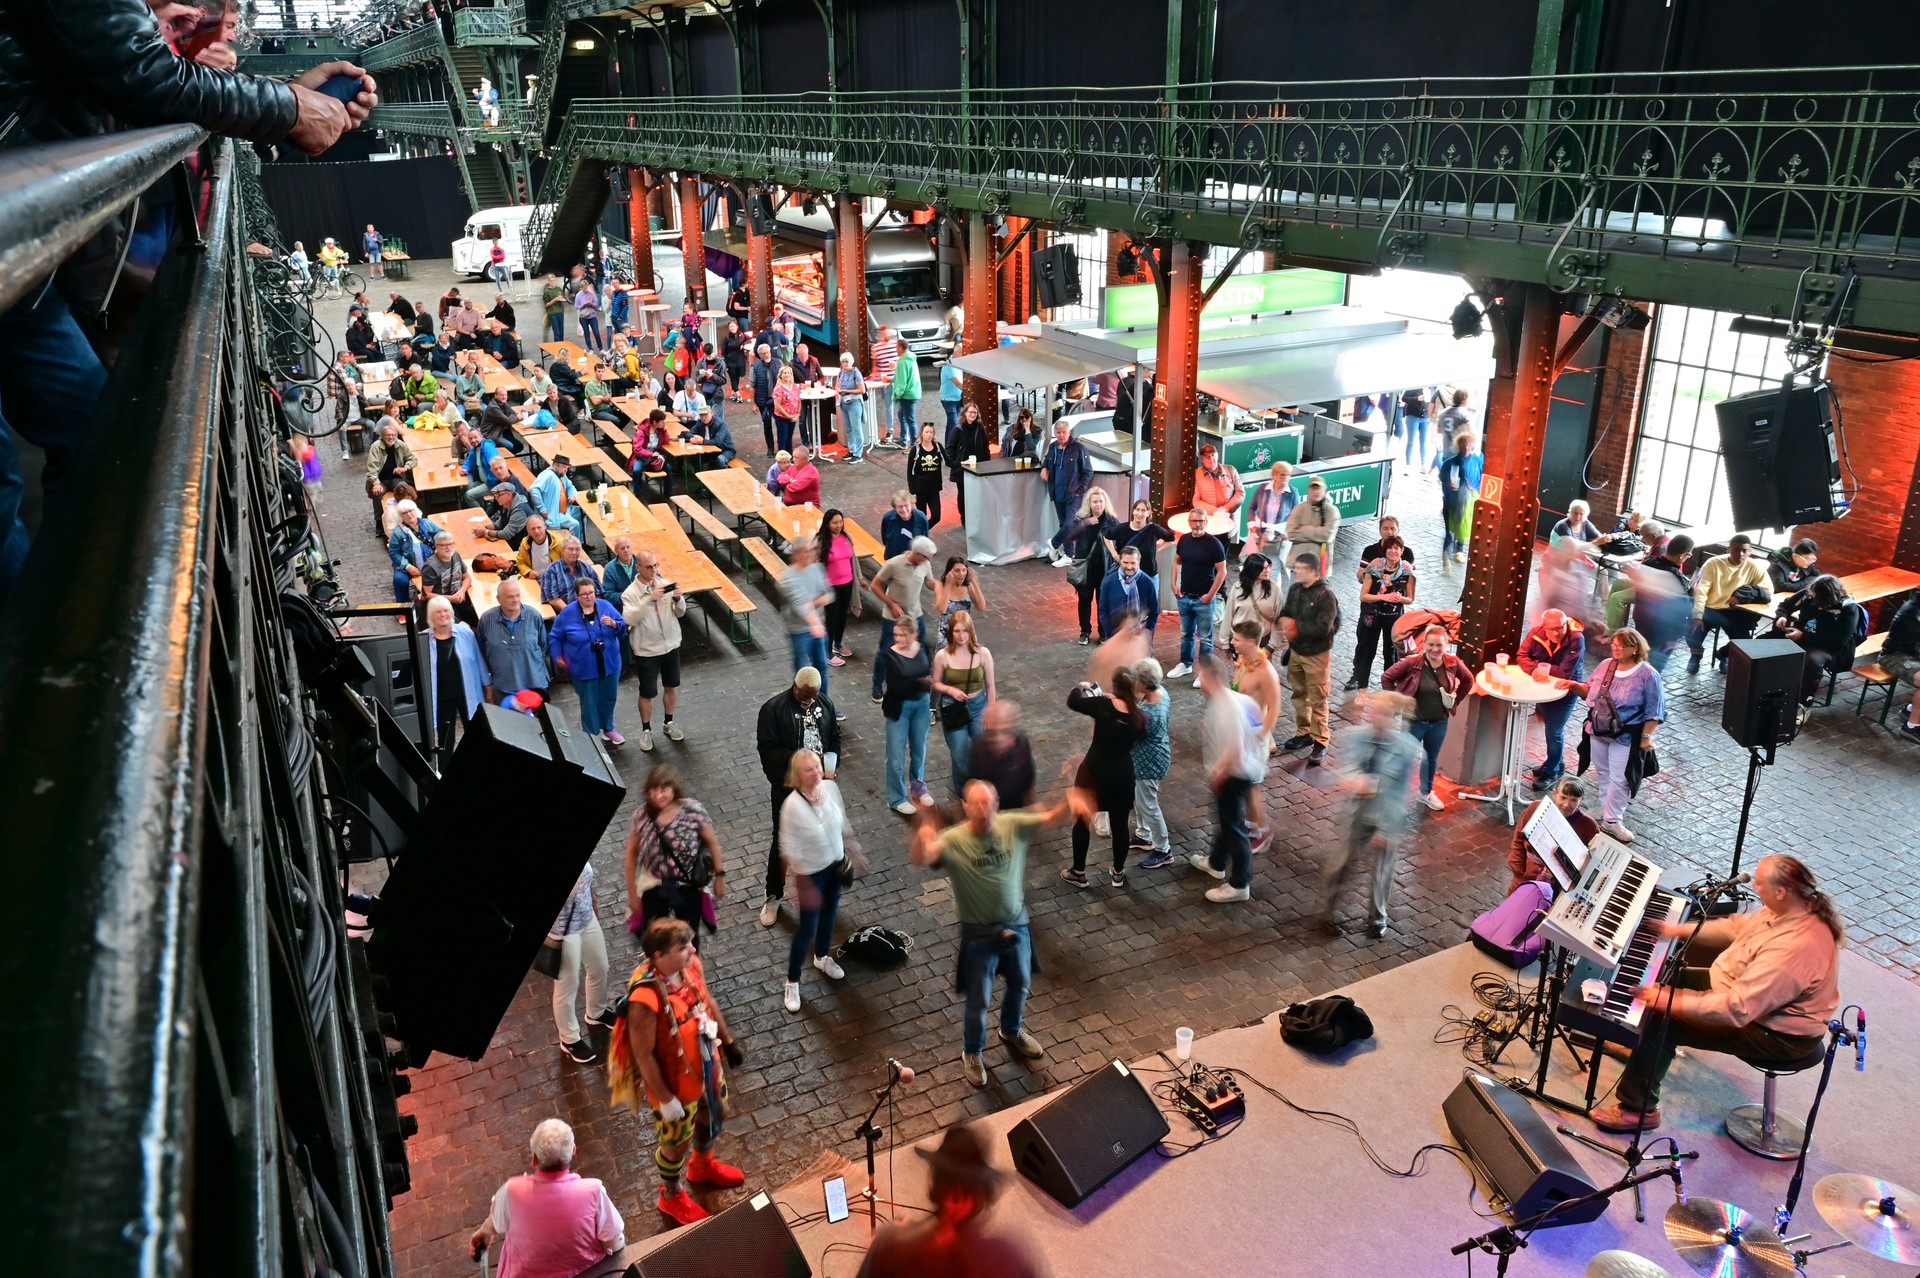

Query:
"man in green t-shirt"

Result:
[[542, 274, 567, 344], [911, 781, 1080, 1087]]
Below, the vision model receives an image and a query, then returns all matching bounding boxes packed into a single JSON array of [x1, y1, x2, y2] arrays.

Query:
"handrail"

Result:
[[0, 124, 205, 317]]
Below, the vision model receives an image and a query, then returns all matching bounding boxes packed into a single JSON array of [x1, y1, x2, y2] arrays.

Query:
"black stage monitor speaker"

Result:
[[1444, 1072, 1604, 1225], [1033, 242, 1083, 309], [634, 1193, 808, 1277], [1714, 382, 1839, 530], [1008, 1060, 1168, 1206], [1723, 637, 1807, 749], [368, 703, 625, 1061], [746, 191, 776, 236]]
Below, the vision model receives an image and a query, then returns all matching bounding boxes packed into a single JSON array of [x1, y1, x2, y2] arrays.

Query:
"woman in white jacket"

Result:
[[778, 749, 869, 1013]]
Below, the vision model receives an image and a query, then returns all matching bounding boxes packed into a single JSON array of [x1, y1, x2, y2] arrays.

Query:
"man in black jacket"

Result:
[[1277, 552, 1342, 764], [478, 386, 527, 454], [0, 0, 375, 609], [754, 667, 841, 928], [346, 313, 381, 361]]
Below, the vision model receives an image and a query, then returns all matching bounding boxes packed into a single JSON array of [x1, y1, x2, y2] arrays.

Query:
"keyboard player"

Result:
[[1590, 854, 1842, 1133]]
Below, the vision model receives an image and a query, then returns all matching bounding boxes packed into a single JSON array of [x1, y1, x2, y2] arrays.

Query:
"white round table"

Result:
[[697, 309, 728, 353], [637, 303, 671, 345], [1461, 668, 1574, 823], [799, 387, 837, 455]]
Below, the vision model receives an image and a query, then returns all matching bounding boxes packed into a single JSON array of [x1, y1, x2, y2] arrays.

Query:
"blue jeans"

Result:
[[1177, 595, 1215, 667], [1407, 716, 1449, 796], [942, 399, 961, 444], [574, 673, 619, 736], [872, 615, 926, 698], [790, 631, 830, 696], [787, 865, 843, 981], [579, 315, 602, 350], [489, 263, 509, 290], [940, 690, 987, 795], [391, 569, 413, 605], [1536, 694, 1576, 777], [840, 398, 865, 458], [893, 396, 915, 441], [959, 915, 1032, 1055], [0, 288, 106, 608], [1048, 495, 1074, 551], [546, 312, 565, 343], [885, 695, 930, 806], [1403, 414, 1429, 467]]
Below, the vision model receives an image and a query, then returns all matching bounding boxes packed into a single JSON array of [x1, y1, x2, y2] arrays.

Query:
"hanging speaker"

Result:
[[1714, 382, 1840, 531], [1033, 243, 1082, 309], [607, 165, 631, 203], [746, 191, 776, 235]]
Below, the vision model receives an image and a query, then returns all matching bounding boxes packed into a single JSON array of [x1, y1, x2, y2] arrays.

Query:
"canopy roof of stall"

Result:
[[947, 337, 1133, 390]]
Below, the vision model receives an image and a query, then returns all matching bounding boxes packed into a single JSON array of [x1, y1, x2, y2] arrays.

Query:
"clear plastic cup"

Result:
[[1496, 653, 1510, 667], [1175, 1027, 1195, 1061]]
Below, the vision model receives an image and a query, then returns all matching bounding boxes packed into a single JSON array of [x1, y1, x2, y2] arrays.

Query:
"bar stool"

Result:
[[1725, 1044, 1828, 1159]]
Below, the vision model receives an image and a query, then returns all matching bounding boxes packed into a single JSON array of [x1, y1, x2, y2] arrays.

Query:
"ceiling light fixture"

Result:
[[572, 37, 596, 50]]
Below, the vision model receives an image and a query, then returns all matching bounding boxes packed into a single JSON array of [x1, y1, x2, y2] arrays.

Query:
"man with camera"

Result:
[[619, 549, 688, 753]]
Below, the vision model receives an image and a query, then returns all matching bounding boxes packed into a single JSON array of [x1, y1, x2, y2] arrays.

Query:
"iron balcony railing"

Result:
[[368, 100, 462, 138], [535, 66, 1920, 330], [356, 20, 447, 71], [454, 3, 528, 43], [0, 131, 398, 1276]]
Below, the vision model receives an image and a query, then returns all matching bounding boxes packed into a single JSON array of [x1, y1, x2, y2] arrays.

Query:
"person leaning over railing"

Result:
[[0, 0, 376, 611]]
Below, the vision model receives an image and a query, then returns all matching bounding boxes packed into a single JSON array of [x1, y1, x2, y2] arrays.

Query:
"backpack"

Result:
[[833, 924, 913, 967], [1470, 880, 1554, 968]]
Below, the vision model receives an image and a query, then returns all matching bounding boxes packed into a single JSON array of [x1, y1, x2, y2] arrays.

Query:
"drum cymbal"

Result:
[[1586, 1250, 1674, 1278], [1663, 1199, 1795, 1278], [1814, 1174, 1918, 1263]]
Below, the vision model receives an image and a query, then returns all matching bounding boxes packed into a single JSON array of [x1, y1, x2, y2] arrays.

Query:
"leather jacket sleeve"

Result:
[[0, 0, 298, 142]]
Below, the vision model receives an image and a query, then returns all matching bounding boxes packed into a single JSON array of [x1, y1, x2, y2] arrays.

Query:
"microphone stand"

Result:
[[1452, 1162, 1683, 1277], [1773, 1015, 1861, 1233], [851, 1066, 906, 1238]]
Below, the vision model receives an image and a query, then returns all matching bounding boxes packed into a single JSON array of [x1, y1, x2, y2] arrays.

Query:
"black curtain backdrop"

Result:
[[1214, 0, 1536, 83], [998, 0, 1165, 90], [688, 20, 736, 94], [855, 0, 960, 95], [259, 157, 469, 260], [759, 0, 828, 94]]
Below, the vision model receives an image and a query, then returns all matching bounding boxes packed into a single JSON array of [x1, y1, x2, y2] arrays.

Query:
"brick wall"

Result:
[[1581, 316, 1653, 531], [1791, 355, 1920, 577]]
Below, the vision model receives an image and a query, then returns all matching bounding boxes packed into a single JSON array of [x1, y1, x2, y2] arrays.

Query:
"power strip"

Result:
[[1173, 1065, 1245, 1133]]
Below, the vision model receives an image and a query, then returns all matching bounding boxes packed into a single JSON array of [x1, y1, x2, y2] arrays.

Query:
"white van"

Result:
[[451, 204, 545, 280]]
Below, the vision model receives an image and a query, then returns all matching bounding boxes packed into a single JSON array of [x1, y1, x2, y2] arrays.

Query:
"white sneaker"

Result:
[[759, 899, 780, 928], [1188, 853, 1226, 880], [1052, 555, 1073, 569], [783, 981, 801, 1013], [1421, 791, 1444, 811], [1205, 883, 1251, 903], [893, 800, 918, 816], [1093, 812, 1110, 838], [664, 722, 685, 742], [812, 954, 845, 980], [1167, 662, 1193, 679], [637, 727, 654, 751]]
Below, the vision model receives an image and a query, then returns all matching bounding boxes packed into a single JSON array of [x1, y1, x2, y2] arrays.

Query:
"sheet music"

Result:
[[1522, 801, 1589, 891]]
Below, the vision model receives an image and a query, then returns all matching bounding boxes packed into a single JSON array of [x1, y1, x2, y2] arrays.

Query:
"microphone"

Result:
[[1855, 1009, 1866, 1072], [887, 1057, 916, 1085]]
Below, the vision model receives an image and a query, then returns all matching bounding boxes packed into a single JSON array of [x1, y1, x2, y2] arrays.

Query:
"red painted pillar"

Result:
[[996, 217, 1032, 325], [747, 223, 774, 331], [960, 213, 999, 437], [678, 174, 706, 310], [1152, 241, 1205, 514], [626, 179, 654, 296], [1458, 282, 1557, 664], [835, 195, 869, 369]]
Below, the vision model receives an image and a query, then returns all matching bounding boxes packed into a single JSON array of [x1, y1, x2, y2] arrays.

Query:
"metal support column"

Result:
[[717, 0, 762, 96], [835, 194, 868, 368], [960, 213, 999, 434], [997, 216, 1032, 325], [678, 173, 706, 309], [1459, 282, 1558, 664], [1152, 240, 1205, 513], [627, 178, 654, 292], [747, 217, 774, 331]]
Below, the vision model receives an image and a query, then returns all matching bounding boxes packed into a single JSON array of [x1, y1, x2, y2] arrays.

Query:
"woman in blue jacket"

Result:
[[424, 596, 488, 761], [548, 575, 631, 745]]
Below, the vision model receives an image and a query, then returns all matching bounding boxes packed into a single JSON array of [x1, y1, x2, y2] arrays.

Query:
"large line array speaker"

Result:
[[746, 191, 776, 235], [368, 703, 625, 1062], [1443, 1072, 1604, 1225], [634, 1194, 808, 1277], [1713, 381, 1840, 530], [342, 632, 424, 862], [1033, 242, 1083, 309], [1007, 1060, 1168, 1206], [1722, 637, 1807, 749]]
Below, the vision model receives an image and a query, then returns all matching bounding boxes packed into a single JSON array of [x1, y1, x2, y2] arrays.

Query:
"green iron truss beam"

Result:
[[523, 70, 1920, 334]]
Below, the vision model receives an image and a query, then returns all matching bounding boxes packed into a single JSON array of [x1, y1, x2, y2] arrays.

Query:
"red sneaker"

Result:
[[657, 1186, 709, 1226], [686, 1151, 746, 1188]]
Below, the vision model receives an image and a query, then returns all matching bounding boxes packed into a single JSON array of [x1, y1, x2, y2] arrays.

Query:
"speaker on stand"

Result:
[[1033, 243, 1082, 310], [1722, 637, 1807, 879]]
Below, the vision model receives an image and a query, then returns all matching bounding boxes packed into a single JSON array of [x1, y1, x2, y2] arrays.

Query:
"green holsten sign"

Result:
[[1101, 268, 1348, 329], [1235, 460, 1388, 538]]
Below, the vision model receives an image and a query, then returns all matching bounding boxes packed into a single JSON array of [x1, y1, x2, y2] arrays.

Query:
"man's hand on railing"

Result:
[[287, 62, 379, 156]]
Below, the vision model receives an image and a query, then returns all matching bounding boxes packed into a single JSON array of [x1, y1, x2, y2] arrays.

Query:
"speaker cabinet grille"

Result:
[[635, 1194, 808, 1277]]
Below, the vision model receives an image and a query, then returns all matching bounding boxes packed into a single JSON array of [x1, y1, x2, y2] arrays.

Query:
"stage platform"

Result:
[[629, 942, 1919, 1277]]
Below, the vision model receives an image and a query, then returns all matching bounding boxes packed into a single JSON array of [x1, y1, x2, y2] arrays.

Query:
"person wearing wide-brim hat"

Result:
[[855, 1123, 1047, 1277]]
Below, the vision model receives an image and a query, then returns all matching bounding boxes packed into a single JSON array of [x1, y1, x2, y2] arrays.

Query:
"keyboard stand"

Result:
[[1508, 942, 1602, 1116]]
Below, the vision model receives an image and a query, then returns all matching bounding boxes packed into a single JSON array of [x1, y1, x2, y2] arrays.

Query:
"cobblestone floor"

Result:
[[302, 263, 1918, 1275]]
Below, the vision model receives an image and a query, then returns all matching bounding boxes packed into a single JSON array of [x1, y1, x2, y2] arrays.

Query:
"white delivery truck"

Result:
[[451, 204, 543, 281]]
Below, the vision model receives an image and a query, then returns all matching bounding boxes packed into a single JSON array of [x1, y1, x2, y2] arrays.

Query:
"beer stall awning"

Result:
[[1195, 329, 1496, 412], [947, 340, 1133, 390]]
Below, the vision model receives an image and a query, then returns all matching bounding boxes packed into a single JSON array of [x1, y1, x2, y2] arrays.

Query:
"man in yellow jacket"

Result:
[[1689, 533, 1770, 673]]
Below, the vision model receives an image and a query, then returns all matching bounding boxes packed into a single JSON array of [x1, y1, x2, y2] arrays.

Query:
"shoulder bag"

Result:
[[1065, 555, 1089, 587]]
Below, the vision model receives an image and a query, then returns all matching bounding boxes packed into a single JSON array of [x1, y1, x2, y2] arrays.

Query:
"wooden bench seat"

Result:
[[671, 493, 738, 548], [727, 457, 751, 470], [740, 535, 787, 585]]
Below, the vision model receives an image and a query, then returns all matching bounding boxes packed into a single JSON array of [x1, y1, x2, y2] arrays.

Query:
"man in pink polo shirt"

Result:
[[470, 1119, 625, 1277]]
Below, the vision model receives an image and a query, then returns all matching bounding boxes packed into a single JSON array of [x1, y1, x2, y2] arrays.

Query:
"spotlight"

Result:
[[1116, 242, 1139, 276], [571, 37, 596, 50], [988, 213, 1008, 236], [1450, 294, 1485, 339], [801, 196, 817, 217], [1586, 295, 1651, 331]]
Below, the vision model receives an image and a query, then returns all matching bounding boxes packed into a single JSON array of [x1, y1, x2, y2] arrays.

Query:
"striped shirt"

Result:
[[869, 337, 900, 382]]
